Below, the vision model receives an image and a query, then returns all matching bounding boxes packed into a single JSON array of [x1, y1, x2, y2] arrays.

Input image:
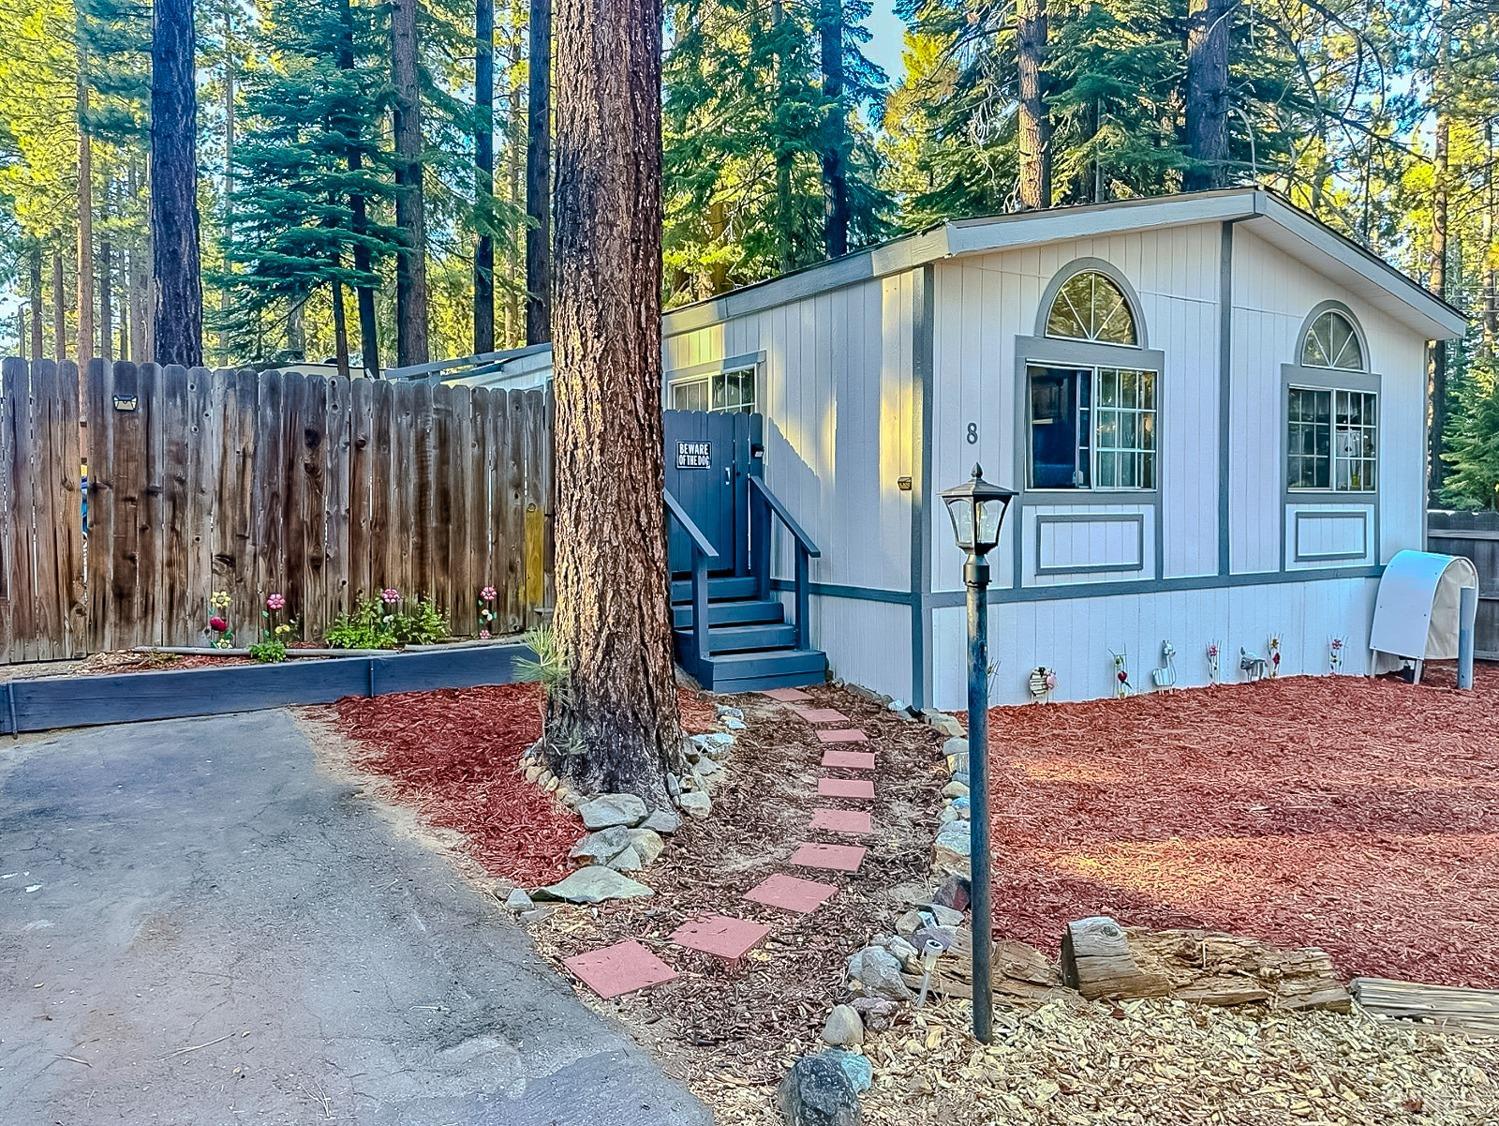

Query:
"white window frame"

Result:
[[667, 355, 760, 415], [1025, 363, 1160, 492], [1286, 383, 1379, 494]]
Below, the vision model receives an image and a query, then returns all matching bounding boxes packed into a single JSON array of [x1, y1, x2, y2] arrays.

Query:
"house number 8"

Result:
[[966, 422, 978, 445]]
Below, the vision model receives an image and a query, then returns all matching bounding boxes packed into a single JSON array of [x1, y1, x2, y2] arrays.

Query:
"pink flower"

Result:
[[479, 629, 491, 640], [266, 593, 286, 611], [209, 616, 228, 633], [480, 586, 497, 602], [381, 588, 400, 605]]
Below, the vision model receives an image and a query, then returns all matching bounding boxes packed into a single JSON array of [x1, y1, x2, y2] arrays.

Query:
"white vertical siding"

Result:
[[663, 270, 921, 594]]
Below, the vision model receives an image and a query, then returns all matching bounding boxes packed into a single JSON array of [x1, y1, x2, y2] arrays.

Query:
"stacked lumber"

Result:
[[1060, 916, 1351, 1013], [1352, 977, 1499, 1038]]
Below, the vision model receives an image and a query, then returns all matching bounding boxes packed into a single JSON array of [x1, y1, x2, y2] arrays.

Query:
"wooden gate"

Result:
[[1428, 510, 1499, 660], [0, 359, 86, 662], [0, 358, 553, 662]]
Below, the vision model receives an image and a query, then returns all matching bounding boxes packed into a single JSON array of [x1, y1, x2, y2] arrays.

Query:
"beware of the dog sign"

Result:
[[675, 440, 711, 469]]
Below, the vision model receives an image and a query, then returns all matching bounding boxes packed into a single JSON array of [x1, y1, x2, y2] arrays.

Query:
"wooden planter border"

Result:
[[1, 643, 529, 735]]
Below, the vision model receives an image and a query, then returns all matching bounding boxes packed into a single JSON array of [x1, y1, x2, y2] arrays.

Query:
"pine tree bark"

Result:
[[100, 235, 113, 364], [1483, 123, 1497, 360], [332, 278, 351, 378], [524, 0, 552, 344], [337, 0, 382, 376], [391, 0, 431, 366], [28, 241, 44, 362], [1184, 0, 1233, 192], [220, 0, 235, 366], [1015, 0, 1051, 210], [52, 241, 66, 361], [76, 21, 95, 366], [127, 158, 148, 363], [149, 0, 204, 367], [474, 0, 496, 353], [772, 0, 793, 271], [506, 17, 523, 345], [818, 0, 848, 258], [548, 0, 682, 798], [1428, 0, 1451, 502]]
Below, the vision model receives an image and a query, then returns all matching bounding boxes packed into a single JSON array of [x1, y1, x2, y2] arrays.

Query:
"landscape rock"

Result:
[[533, 866, 653, 904], [577, 793, 648, 830], [569, 825, 634, 865], [504, 888, 535, 912], [941, 736, 969, 775], [715, 704, 744, 720], [851, 996, 898, 1031], [607, 846, 643, 872], [939, 804, 962, 826], [941, 779, 970, 798], [931, 875, 971, 912], [524, 764, 544, 784], [926, 711, 965, 738], [933, 820, 972, 878], [895, 909, 927, 938], [723, 716, 747, 731], [911, 923, 958, 953], [666, 773, 682, 799], [930, 904, 965, 927], [821, 1004, 864, 1048], [846, 945, 913, 1002], [679, 790, 712, 818], [885, 935, 918, 968], [777, 1054, 862, 1126], [693, 732, 735, 757], [518, 906, 557, 925], [542, 775, 559, 793], [822, 1050, 873, 1095], [887, 699, 907, 713], [626, 827, 666, 865], [695, 756, 723, 778], [641, 808, 682, 835]]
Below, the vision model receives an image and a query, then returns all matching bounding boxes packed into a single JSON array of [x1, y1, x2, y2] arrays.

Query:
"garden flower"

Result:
[[267, 593, 286, 611], [479, 629, 491, 640], [210, 591, 232, 610], [381, 588, 400, 605], [209, 616, 228, 632], [480, 585, 497, 603]]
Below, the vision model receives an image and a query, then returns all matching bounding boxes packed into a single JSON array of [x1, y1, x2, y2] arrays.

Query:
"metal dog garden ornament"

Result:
[[1240, 647, 1268, 681]]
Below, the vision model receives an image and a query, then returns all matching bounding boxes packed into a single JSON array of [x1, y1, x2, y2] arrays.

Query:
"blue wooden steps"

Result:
[[670, 583, 827, 692]]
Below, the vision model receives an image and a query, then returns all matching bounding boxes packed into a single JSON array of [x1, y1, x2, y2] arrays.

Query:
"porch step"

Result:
[[671, 598, 784, 630], [673, 620, 797, 654], [670, 575, 761, 604], [693, 648, 828, 694]]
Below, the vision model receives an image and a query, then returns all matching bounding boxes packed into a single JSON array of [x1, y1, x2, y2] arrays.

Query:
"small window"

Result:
[[1027, 364, 1157, 490], [1045, 272, 1138, 346], [1301, 309, 1364, 371], [670, 366, 756, 414], [1287, 386, 1377, 492]]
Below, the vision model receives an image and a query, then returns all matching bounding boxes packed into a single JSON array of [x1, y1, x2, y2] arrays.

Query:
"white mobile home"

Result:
[[453, 188, 1465, 708]]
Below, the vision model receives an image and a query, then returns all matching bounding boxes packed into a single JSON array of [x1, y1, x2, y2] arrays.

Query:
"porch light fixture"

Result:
[[938, 463, 1016, 1046]]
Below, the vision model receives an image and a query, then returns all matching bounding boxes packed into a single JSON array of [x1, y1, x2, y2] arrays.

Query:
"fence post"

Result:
[[1458, 584, 1477, 690]]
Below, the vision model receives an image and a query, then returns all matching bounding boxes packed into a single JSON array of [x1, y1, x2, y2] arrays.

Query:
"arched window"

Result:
[[1045, 271, 1139, 346], [1300, 308, 1365, 371]]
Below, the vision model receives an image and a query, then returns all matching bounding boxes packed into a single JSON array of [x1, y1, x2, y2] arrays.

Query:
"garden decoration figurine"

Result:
[[1240, 647, 1268, 681], [250, 592, 295, 663], [478, 584, 498, 639], [1268, 635, 1282, 677], [1151, 641, 1177, 689], [1206, 641, 1221, 683], [1028, 666, 1057, 703], [1110, 649, 1132, 697], [208, 590, 234, 649], [1329, 636, 1345, 674]]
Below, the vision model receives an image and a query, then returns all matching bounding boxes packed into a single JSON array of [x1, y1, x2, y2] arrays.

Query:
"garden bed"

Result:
[[979, 663, 1499, 989]]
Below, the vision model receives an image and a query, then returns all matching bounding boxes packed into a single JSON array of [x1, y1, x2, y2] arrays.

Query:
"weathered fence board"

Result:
[[0, 359, 552, 662], [1428, 510, 1499, 660]]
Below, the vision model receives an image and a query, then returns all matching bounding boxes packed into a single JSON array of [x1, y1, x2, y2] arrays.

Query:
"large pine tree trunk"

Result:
[[99, 235, 113, 364], [772, 0, 793, 271], [28, 242, 44, 361], [818, 0, 848, 259], [1427, 0, 1451, 502], [506, 17, 523, 345], [548, 0, 682, 799], [1015, 0, 1051, 210], [391, 0, 431, 366], [474, 0, 496, 353], [127, 158, 148, 363], [76, 23, 95, 367], [149, 0, 204, 367], [1184, 0, 1232, 192], [337, 0, 382, 376], [524, 0, 552, 344], [220, 0, 235, 366]]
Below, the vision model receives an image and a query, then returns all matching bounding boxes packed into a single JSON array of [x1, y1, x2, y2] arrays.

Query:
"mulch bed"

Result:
[[980, 663, 1499, 988], [333, 683, 582, 886]]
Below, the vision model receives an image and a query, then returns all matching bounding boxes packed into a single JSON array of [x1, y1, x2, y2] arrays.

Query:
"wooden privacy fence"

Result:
[[0, 358, 553, 663], [1428, 510, 1499, 660]]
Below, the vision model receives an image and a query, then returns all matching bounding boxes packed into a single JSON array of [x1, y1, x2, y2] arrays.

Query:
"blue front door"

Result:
[[664, 410, 761, 576]]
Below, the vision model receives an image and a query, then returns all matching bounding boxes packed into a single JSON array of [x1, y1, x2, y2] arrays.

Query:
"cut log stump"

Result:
[[898, 928, 1066, 1004], [1060, 916, 1350, 1013]]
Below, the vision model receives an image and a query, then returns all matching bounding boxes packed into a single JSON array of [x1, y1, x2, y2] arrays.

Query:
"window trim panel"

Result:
[[665, 351, 763, 415]]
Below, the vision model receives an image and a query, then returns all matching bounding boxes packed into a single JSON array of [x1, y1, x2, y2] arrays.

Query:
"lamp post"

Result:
[[939, 463, 1016, 1044]]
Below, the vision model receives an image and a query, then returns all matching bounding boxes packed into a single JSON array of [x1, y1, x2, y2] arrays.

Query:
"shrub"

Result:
[[325, 591, 450, 650]]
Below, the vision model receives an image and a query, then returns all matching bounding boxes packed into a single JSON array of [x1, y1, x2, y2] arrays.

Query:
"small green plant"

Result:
[[515, 626, 571, 706], [324, 587, 450, 649]]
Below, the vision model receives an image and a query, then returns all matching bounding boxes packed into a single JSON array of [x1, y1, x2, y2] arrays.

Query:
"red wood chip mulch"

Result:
[[334, 683, 581, 887], [982, 664, 1499, 988]]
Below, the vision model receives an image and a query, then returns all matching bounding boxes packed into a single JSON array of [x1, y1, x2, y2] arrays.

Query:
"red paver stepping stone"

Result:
[[816, 728, 868, 743], [791, 841, 867, 873], [670, 913, 772, 961], [809, 807, 872, 835], [818, 776, 875, 800], [563, 940, 677, 999], [821, 749, 876, 770], [792, 706, 850, 724], [743, 872, 837, 913], [760, 687, 812, 702]]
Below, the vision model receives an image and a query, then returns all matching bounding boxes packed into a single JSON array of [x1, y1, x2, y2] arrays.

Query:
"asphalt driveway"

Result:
[[0, 710, 710, 1126]]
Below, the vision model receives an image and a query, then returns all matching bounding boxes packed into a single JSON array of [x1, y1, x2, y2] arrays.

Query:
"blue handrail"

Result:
[[748, 476, 819, 650], [664, 488, 719, 665]]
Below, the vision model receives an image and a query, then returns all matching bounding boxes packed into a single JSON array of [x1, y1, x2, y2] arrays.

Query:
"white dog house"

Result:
[[454, 188, 1465, 707]]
